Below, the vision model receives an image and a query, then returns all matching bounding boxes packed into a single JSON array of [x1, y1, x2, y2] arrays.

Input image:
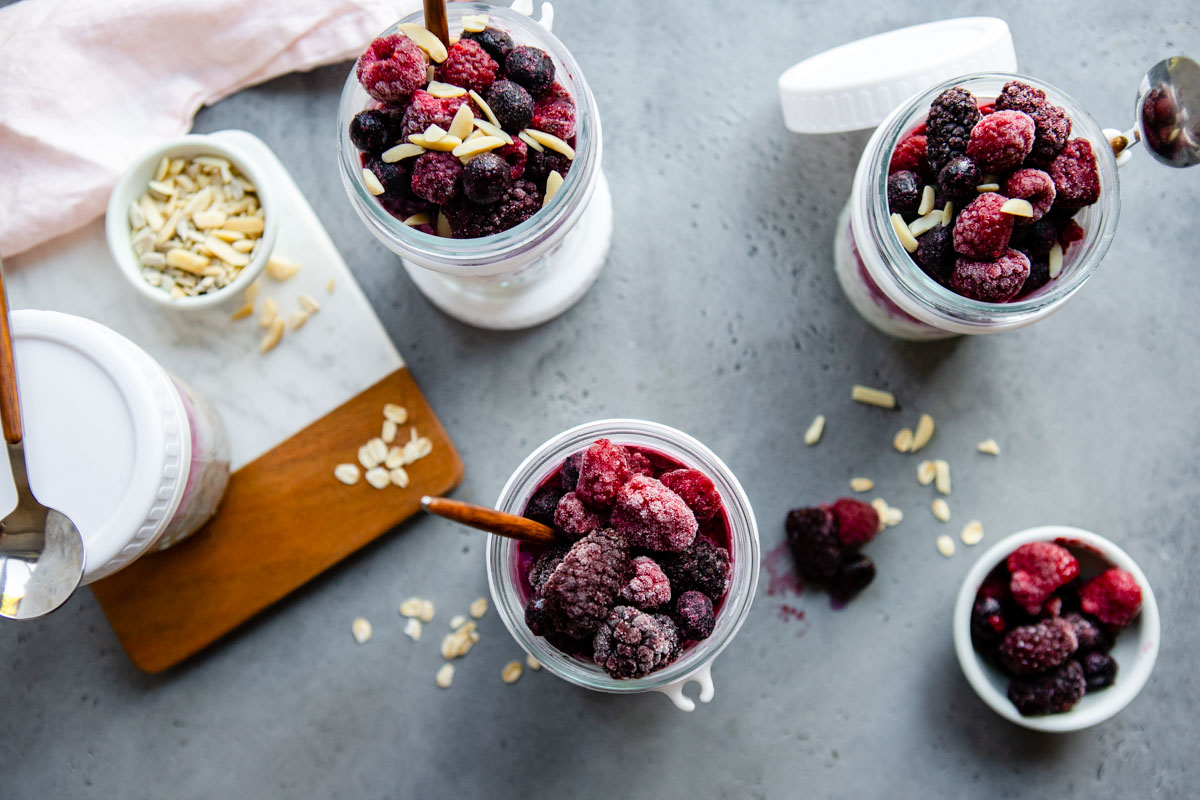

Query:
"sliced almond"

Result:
[[909, 209, 944, 238], [934, 459, 951, 495], [852, 384, 896, 409], [1000, 198, 1034, 217], [351, 617, 372, 644], [266, 255, 300, 281], [192, 208, 227, 229], [936, 534, 956, 557], [426, 81, 467, 98], [397, 22, 448, 63], [524, 128, 575, 159], [501, 661, 524, 684], [960, 520, 984, 546], [437, 212, 452, 238], [849, 477, 875, 492], [408, 133, 463, 152], [1048, 242, 1064, 279], [469, 90, 501, 128], [526, 655, 541, 670], [976, 183, 1000, 193], [288, 310, 309, 330], [223, 215, 265, 234], [931, 498, 951, 522], [403, 212, 431, 227], [804, 414, 825, 446], [891, 213, 919, 253], [244, 280, 260, 303], [917, 185, 935, 216], [917, 460, 937, 485], [941, 202, 954, 226], [893, 428, 914, 452], [977, 438, 1001, 456], [518, 130, 545, 152], [910, 413, 935, 452], [470, 118, 513, 145], [230, 303, 254, 321], [334, 464, 360, 485], [165, 248, 210, 274], [451, 135, 505, 158], [447, 104, 475, 140], [461, 13, 489, 32], [362, 168, 385, 196], [259, 317, 285, 353], [326, 277, 335, 293], [139, 195, 165, 231], [298, 293, 321, 313], [205, 235, 250, 268], [404, 617, 422, 641], [469, 597, 489, 619], [422, 124, 448, 143], [381, 143, 425, 163], [543, 170, 564, 206], [231, 239, 255, 253], [258, 297, 278, 328]]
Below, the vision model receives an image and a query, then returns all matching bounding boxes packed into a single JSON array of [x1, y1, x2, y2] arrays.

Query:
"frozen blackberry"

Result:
[[443, 178, 542, 237], [971, 594, 1010, 651], [1011, 218, 1058, 259], [435, 38, 499, 94], [915, 223, 955, 283], [675, 590, 716, 640], [410, 151, 463, 205], [524, 596, 555, 636], [484, 79, 534, 133], [953, 192, 1014, 260], [593, 605, 679, 678], [1064, 612, 1113, 653], [659, 468, 722, 522], [937, 155, 981, 200], [966, 110, 1036, 173], [925, 87, 982, 173], [462, 26, 513, 64], [1007, 660, 1086, 716], [364, 156, 413, 198], [560, 452, 583, 492], [831, 552, 875, 600], [660, 537, 732, 600], [527, 545, 570, 594], [523, 485, 564, 527], [355, 34, 428, 104], [462, 152, 513, 205], [541, 529, 631, 639], [619, 556, 672, 608], [785, 506, 841, 582], [995, 80, 1071, 165], [1019, 258, 1050, 297], [887, 170, 922, 219], [505, 45, 555, 96], [950, 249, 1030, 303], [1080, 650, 1118, 690], [524, 148, 572, 185], [998, 617, 1078, 676], [349, 108, 404, 153], [553, 491, 603, 539], [831, 498, 879, 549]]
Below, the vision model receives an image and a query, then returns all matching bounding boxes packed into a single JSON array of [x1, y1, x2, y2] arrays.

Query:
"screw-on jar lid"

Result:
[[0, 311, 190, 583], [778, 17, 1017, 134]]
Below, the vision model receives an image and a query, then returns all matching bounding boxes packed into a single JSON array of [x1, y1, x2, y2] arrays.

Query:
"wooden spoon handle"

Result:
[[423, 0, 450, 47], [421, 496, 563, 545], [0, 256, 22, 445]]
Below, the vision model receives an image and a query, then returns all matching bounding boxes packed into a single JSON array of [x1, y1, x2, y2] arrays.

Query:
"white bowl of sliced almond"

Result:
[[106, 134, 278, 309]]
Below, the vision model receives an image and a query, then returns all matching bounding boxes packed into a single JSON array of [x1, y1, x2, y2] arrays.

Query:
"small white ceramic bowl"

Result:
[[953, 525, 1160, 732], [105, 134, 278, 310]]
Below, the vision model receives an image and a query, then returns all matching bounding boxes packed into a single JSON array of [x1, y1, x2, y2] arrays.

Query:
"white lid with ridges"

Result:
[[778, 17, 1018, 134]]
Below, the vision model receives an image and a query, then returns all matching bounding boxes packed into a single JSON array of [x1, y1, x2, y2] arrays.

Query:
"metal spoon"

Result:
[[0, 256, 85, 620], [1111, 56, 1200, 167]]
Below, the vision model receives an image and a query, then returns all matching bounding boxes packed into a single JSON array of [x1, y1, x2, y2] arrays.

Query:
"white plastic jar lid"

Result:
[[0, 310, 190, 583], [778, 17, 1018, 134]]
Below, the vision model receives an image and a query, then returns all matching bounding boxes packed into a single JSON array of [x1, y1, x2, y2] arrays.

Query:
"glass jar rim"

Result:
[[486, 418, 760, 694]]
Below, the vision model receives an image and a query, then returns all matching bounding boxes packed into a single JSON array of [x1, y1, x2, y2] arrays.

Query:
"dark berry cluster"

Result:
[[888, 81, 1101, 302], [519, 439, 732, 679], [350, 23, 578, 239], [783, 498, 880, 602], [970, 541, 1142, 716]]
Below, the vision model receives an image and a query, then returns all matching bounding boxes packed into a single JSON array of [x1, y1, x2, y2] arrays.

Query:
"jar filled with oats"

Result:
[[0, 310, 230, 582]]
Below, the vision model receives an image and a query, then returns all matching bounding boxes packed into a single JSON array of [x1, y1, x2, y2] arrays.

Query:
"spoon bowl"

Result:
[[1138, 56, 1200, 167]]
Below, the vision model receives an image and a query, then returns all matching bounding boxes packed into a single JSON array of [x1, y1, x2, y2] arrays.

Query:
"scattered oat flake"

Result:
[[804, 414, 825, 446], [851, 384, 896, 409], [893, 428, 914, 452], [436, 663, 454, 689], [917, 460, 937, 486], [351, 617, 372, 644], [931, 498, 951, 522], [383, 403, 408, 424], [334, 464, 360, 485], [885, 506, 904, 527], [389, 466, 410, 488], [441, 622, 477, 659], [399, 598, 427, 618], [934, 460, 951, 495], [404, 617, 422, 641], [525, 655, 541, 670], [936, 535, 956, 557], [365, 466, 390, 489], [325, 277, 335, 293], [977, 439, 1001, 456], [501, 660, 524, 684], [910, 414, 935, 452], [382, 420, 398, 444], [469, 597, 489, 619], [419, 600, 435, 623], [849, 477, 874, 493], [961, 520, 984, 546], [449, 614, 467, 630]]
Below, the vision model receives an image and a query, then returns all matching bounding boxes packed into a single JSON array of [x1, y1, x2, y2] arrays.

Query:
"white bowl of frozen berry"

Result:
[[953, 526, 1159, 732], [486, 420, 759, 711]]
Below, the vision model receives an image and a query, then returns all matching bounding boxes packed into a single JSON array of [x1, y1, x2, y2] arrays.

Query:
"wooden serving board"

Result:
[[91, 367, 461, 673]]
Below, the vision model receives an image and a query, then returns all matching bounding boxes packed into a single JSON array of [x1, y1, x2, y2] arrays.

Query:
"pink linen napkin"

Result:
[[0, 0, 420, 258]]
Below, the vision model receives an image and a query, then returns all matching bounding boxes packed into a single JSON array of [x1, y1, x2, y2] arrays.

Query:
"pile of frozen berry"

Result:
[[887, 80, 1100, 302], [520, 439, 732, 679], [349, 16, 577, 238], [971, 541, 1143, 716], [784, 498, 881, 601]]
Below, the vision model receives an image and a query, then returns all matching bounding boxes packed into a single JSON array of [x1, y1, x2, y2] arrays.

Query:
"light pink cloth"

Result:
[[0, 0, 420, 257]]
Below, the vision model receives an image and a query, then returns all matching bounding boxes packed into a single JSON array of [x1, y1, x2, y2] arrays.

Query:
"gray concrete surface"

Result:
[[4, 2, 1200, 797]]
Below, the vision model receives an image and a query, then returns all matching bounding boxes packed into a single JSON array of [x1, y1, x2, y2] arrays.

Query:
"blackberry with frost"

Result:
[[364, 157, 414, 199], [527, 545, 570, 594], [523, 485, 564, 527], [592, 606, 680, 678], [887, 171, 922, 219], [1007, 660, 1086, 716], [540, 529, 630, 639], [1064, 612, 1113, 653], [937, 155, 981, 201], [484, 79, 534, 133], [925, 87, 982, 173], [831, 552, 875, 600], [559, 452, 583, 491], [443, 179, 542, 237], [349, 109, 405, 154], [1080, 650, 1118, 690], [660, 536, 732, 600], [675, 590, 716, 640], [998, 617, 1078, 676], [785, 506, 841, 582], [619, 556, 672, 608], [524, 148, 572, 186], [524, 596, 554, 636], [916, 224, 955, 284], [971, 595, 1010, 652]]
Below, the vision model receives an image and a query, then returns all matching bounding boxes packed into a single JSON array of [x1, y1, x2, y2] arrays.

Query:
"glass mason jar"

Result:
[[834, 73, 1121, 340], [487, 419, 760, 711], [337, 3, 609, 329]]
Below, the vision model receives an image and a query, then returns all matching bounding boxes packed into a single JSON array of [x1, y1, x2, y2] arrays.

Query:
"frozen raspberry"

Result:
[[619, 556, 672, 608], [831, 498, 879, 549], [364, 156, 415, 199], [611, 475, 699, 552], [675, 590, 716, 640], [1064, 612, 1113, 653], [494, 137, 528, 180], [660, 537, 731, 600], [950, 249, 1030, 303], [443, 179, 541, 237], [462, 26, 513, 64], [553, 491, 603, 539], [1007, 660, 1086, 716], [523, 485, 564, 527], [1007, 542, 1080, 615], [1080, 650, 1118, 690], [1012, 218, 1058, 259], [995, 80, 1071, 165], [937, 155, 981, 200], [527, 545, 569, 594], [541, 530, 631, 639], [400, 90, 470, 139], [349, 108, 405, 153], [484, 79, 534, 133], [659, 469, 722, 522], [971, 594, 1011, 651], [524, 595, 555, 636], [435, 39, 498, 94], [925, 87, 982, 172], [628, 451, 655, 477], [574, 439, 631, 509], [462, 152, 512, 205], [785, 506, 841, 581], [505, 45, 555, 96], [410, 152, 462, 205], [889, 134, 929, 177], [887, 170, 922, 218], [593, 606, 679, 678], [831, 552, 875, 600], [966, 110, 1036, 173], [999, 617, 1078, 676], [356, 34, 428, 104], [1080, 569, 1142, 628], [1003, 168, 1056, 223], [915, 223, 955, 284], [1055, 217, 1085, 253], [953, 192, 1014, 259], [531, 89, 577, 141], [560, 452, 582, 491], [1048, 138, 1101, 210], [1041, 595, 1064, 618]]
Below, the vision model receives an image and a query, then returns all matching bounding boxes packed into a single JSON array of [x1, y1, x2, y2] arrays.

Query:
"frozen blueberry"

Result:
[[484, 79, 534, 133], [887, 170, 922, 219], [349, 108, 404, 153], [462, 152, 513, 205], [462, 26, 513, 64], [936, 155, 981, 200], [505, 45, 555, 96]]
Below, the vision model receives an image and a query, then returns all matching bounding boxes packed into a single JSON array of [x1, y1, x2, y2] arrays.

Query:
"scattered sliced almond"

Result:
[[325, 277, 335, 293], [931, 498, 951, 522], [960, 520, 984, 546], [449, 614, 467, 630], [891, 213, 919, 252], [451, 135, 505, 158], [384, 403, 409, 424], [382, 143, 425, 163], [936, 534, 956, 558], [397, 22, 448, 62], [288, 310, 309, 331], [1000, 198, 1034, 217], [1048, 242, 1064, 279], [526, 654, 541, 670], [230, 303, 254, 321], [409, 132, 463, 152], [447, 104, 475, 140], [849, 477, 875, 492], [334, 464, 360, 485], [524, 128, 575, 159], [427, 81, 467, 98], [266, 255, 301, 281], [258, 296, 278, 328], [977, 438, 1001, 456], [404, 617, 422, 641], [518, 130, 545, 152], [298, 293, 321, 313], [501, 661, 524, 684], [362, 168, 385, 195], [244, 280, 260, 303], [910, 413, 935, 452], [976, 183, 1000, 193], [543, 170, 564, 206], [259, 317, 285, 353], [461, 13, 489, 32], [893, 428, 914, 452], [917, 460, 937, 485], [436, 663, 455, 689], [852, 384, 896, 409], [917, 185, 936, 216], [469, 597, 489, 619], [909, 209, 944, 238], [804, 414, 825, 446], [934, 460, 951, 495], [351, 617, 372, 644], [468, 89, 501, 128], [365, 466, 390, 489]]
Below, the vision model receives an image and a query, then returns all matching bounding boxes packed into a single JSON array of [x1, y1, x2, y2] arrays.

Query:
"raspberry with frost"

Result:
[[553, 491, 603, 539], [1079, 568, 1142, 628], [610, 475, 699, 552], [1007, 542, 1079, 615], [831, 498, 879, 549], [619, 556, 672, 608], [495, 137, 528, 180], [661, 536, 732, 600], [1048, 138, 1101, 209], [1003, 168, 1056, 223], [994, 80, 1071, 165], [400, 90, 471, 140], [1007, 660, 1086, 716], [531, 84, 577, 140], [659, 468, 722, 522], [592, 606, 679, 678], [410, 152, 462, 205], [953, 193, 1014, 260], [541, 529, 630, 639], [356, 34, 428, 104], [889, 134, 929, 177], [575, 439, 632, 509], [950, 249, 1030, 303], [965, 110, 1036, 173], [998, 617, 1078, 676], [675, 590, 716, 640], [434, 39, 498, 95], [628, 451, 656, 478]]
